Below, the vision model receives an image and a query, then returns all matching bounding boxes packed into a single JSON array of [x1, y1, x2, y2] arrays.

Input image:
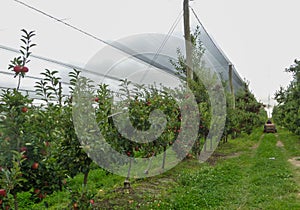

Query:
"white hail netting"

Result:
[[0, 18, 244, 98]]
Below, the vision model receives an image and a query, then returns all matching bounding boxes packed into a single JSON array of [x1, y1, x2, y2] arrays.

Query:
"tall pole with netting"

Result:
[[229, 63, 235, 109], [183, 0, 193, 82]]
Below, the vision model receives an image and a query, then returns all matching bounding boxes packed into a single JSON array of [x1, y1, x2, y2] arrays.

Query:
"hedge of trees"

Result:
[[273, 60, 300, 135], [0, 29, 267, 209]]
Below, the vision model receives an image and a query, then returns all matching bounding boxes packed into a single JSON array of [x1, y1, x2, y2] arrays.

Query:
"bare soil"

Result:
[[288, 157, 300, 167], [276, 140, 284, 147]]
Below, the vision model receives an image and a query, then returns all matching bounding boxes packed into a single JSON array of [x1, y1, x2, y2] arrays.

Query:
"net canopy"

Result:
[[0, 9, 244, 98]]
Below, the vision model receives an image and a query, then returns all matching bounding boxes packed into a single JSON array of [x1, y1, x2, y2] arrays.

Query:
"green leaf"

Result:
[[21, 35, 27, 40], [20, 39, 27, 45]]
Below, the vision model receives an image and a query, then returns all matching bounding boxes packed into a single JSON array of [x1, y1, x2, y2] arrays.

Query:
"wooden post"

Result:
[[229, 63, 235, 109], [183, 0, 193, 81], [124, 158, 132, 189], [162, 146, 167, 170]]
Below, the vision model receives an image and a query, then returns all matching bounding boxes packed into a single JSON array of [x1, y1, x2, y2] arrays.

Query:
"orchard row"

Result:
[[0, 29, 267, 209], [273, 59, 300, 135]]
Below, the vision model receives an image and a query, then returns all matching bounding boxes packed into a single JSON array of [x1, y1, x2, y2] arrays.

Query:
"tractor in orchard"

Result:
[[263, 119, 277, 133]]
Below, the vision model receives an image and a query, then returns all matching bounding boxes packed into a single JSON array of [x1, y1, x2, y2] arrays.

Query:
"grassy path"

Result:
[[124, 129, 300, 209], [235, 133, 299, 209]]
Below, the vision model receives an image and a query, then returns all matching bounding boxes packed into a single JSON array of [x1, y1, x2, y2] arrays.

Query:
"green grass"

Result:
[[18, 168, 125, 209], [278, 128, 300, 157], [130, 128, 300, 209], [245, 134, 298, 209], [16, 128, 300, 209]]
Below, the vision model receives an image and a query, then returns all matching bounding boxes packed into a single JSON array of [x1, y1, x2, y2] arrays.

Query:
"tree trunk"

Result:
[[124, 158, 132, 189], [162, 146, 167, 170], [144, 152, 155, 175], [16, 74, 21, 91], [83, 169, 89, 188], [13, 191, 18, 210]]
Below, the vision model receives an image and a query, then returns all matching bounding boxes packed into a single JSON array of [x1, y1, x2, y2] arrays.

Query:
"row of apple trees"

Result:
[[172, 26, 266, 142], [0, 29, 266, 209], [273, 59, 300, 135], [0, 30, 98, 209]]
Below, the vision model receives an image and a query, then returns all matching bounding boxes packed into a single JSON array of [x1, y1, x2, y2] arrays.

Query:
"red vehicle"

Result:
[[263, 119, 277, 133]]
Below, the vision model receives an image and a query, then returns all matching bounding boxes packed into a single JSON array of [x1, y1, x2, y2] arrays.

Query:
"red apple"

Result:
[[73, 202, 79, 209], [90, 199, 95, 205], [13, 65, 29, 73], [37, 192, 46, 199], [126, 151, 131, 157], [94, 97, 99, 102], [0, 189, 6, 197], [21, 154, 28, 160], [44, 141, 50, 147], [20, 66, 29, 72], [34, 189, 40, 194], [20, 146, 27, 152], [186, 153, 193, 159], [41, 149, 47, 156], [21, 107, 28, 113], [13, 66, 22, 73], [31, 162, 39, 170]]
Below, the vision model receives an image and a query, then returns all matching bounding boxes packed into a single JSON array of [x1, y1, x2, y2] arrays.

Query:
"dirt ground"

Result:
[[288, 157, 300, 167]]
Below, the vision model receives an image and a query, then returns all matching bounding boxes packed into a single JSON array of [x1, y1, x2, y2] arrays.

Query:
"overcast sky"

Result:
[[1, 0, 299, 109]]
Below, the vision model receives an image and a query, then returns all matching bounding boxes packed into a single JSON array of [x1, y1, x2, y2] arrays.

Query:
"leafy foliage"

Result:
[[171, 26, 266, 145], [8, 30, 36, 91], [0, 27, 269, 209], [273, 59, 300, 135], [228, 82, 266, 136]]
